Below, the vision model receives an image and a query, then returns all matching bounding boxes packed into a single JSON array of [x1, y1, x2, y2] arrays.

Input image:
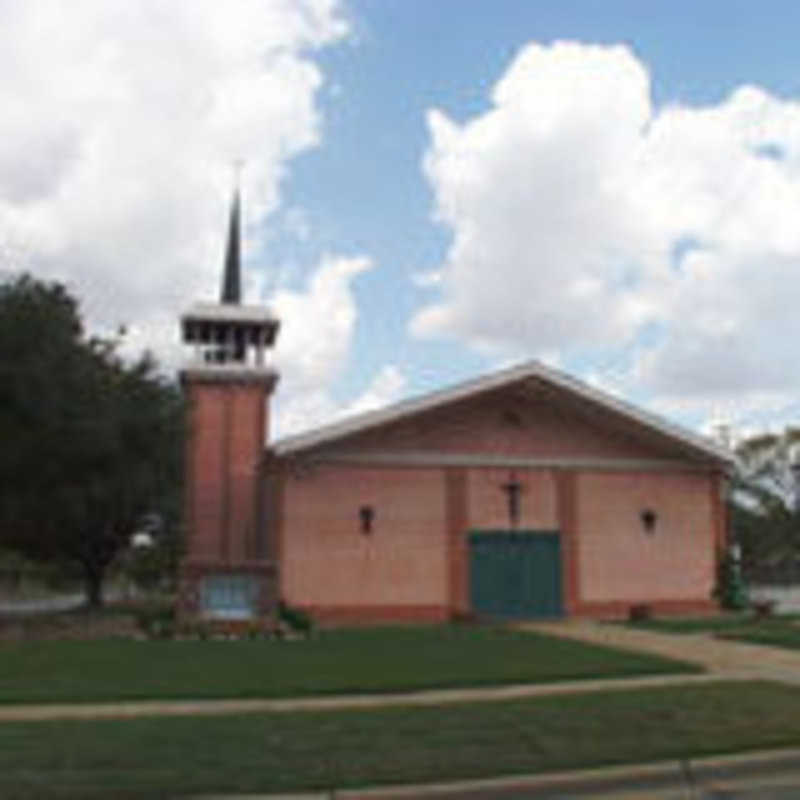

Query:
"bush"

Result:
[[135, 603, 175, 638], [278, 600, 313, 635], [753, 599, 776, 619], [628, 604, 653, 622], [713, 550, 749, 610], [125, 543, 174, 592]]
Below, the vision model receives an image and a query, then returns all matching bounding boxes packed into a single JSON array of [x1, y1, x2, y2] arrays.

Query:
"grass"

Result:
[[625, 613, 800, 651], [718, 623, 800, 649], [0, 626, 699, 704], [624, 613, 759, 634], [0, 681, 798, 798]]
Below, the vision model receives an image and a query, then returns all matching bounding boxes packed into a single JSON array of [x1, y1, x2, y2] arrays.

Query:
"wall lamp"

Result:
[[640, 508, 658, 533], [359, 505, 375, 535], [501, 472, 523, 528]]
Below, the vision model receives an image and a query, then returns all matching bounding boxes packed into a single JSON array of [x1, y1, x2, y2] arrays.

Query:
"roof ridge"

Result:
[[272, 359, 732, 466]]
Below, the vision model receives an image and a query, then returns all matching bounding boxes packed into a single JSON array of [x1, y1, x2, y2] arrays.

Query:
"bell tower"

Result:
[[177, 187, 280, 626]]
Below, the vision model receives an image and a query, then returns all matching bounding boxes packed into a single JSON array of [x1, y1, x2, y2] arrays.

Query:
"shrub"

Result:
[[126, 546, 166, 592], [628, 604, 653, 623], [135, 603, 176, 638], [278, 600, 313, 635], [753, 599, 776, 619], [713, 549, 749, 610]]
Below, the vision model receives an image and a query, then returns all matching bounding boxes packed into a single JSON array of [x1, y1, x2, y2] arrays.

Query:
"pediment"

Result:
[[275, 365, 729, 469]]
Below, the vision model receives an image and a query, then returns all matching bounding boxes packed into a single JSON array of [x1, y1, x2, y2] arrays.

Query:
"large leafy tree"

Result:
[[0, 275, 184, 606], [731, 429, 800, 579]]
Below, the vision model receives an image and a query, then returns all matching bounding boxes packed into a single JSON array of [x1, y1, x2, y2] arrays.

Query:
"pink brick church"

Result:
[[176, 193, 733, 625]]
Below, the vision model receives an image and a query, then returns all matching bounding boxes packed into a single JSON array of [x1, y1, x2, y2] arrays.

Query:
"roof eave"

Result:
[[272, 360, 734, 468]]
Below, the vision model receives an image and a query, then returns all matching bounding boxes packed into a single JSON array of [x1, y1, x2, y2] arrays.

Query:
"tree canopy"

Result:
[[731, 428, 800, 580], [0, 274, 185, 605]]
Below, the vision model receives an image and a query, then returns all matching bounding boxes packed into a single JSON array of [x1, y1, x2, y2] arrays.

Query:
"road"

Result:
[[328, 750, 800, 799], [0, 592, 85, 615]]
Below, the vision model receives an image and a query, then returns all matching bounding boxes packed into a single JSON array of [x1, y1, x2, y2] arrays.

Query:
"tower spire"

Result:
[[220, 177, 242, 304]]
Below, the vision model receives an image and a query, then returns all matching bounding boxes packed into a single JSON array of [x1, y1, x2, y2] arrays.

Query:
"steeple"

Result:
[[220, 188, 241, 304], [180, 181, 279, 367], [177, 177, 280, 631]]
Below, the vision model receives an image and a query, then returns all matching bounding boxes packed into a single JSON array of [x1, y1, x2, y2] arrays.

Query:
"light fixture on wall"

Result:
[[501, 472, 523, 528], [640, 508, 657, 533], [359, 505, 375, 535]]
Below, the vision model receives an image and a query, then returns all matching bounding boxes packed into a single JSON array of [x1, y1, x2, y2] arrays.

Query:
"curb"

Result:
[[222, 747, 800, 799]]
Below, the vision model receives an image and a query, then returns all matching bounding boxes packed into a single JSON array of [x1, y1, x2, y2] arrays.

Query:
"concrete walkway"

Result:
[[524, 619, 800, 684], [0, 672, 724, 722]]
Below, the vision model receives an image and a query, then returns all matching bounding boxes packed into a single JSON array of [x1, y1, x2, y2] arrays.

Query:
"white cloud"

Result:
[[272, 254, 371, 394], [344, 365, 407, 417], [0, 0, 348, 360], [413, 41, 800, 423], [0, 2, 405, 441], [411, 269, 443, 288], [269, 255, 407, 439]]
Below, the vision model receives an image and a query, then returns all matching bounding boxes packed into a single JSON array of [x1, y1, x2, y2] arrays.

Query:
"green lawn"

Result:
[[626, 614, 800, 650], [718, 623, 800, 650], [0, 626, 698, 704], [625, 613, 759, 634], [0, 681, 798, 798]]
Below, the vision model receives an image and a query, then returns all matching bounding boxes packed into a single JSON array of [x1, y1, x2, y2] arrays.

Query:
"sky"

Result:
[[2, 0, 800, 443]]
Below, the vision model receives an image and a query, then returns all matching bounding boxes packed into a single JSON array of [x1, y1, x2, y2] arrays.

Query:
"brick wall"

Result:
[[178, 373, 276, 625], [184, 381, 266, 562], [280, 464, 448, 618], [274, 386, 724, 621], [575, 471, 716, 609]]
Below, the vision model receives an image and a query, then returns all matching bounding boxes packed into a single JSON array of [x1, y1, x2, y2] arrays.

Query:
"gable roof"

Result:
[[273, 359, 734, 467]]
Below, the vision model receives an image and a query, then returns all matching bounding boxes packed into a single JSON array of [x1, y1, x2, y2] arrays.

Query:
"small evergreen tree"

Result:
[[713, 549, 748, 610]]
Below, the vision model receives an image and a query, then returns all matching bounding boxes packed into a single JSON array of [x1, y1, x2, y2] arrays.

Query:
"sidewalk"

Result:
[[0, 671, 724, 722], [523, 619, 800, 684]]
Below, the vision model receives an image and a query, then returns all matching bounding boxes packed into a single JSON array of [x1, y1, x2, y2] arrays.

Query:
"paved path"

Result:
[[0, 592, 85, 615], [524, 619, 800, 684], [0, 672, 724, 722], [0, 589, 125, 615]]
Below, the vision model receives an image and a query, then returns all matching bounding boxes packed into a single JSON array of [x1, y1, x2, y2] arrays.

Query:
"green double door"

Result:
[[469, 531, 563, 619]]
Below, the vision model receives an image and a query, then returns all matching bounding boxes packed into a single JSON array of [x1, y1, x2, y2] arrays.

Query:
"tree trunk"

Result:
[[84, 566, 104, 608]]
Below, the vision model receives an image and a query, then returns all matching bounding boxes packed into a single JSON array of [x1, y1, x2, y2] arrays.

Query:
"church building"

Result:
[[176, 193, 733, 626]]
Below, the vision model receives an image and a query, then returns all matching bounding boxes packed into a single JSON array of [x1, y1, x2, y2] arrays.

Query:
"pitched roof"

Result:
[[273, 359, 734, 466]]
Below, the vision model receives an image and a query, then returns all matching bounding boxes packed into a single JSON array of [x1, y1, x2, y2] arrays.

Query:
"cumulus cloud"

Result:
[[413, 41, 800, 422], [344, 365, 407, 418], [269, 255, 407, 438], [0, 0, 348, 360], [0, 2, 406, 440], [273, 255, 371, 394]]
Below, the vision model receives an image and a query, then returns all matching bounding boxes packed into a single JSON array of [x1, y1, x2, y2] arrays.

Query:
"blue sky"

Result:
[[3, 1, 800, 441], [258, 0, 800, 436]]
